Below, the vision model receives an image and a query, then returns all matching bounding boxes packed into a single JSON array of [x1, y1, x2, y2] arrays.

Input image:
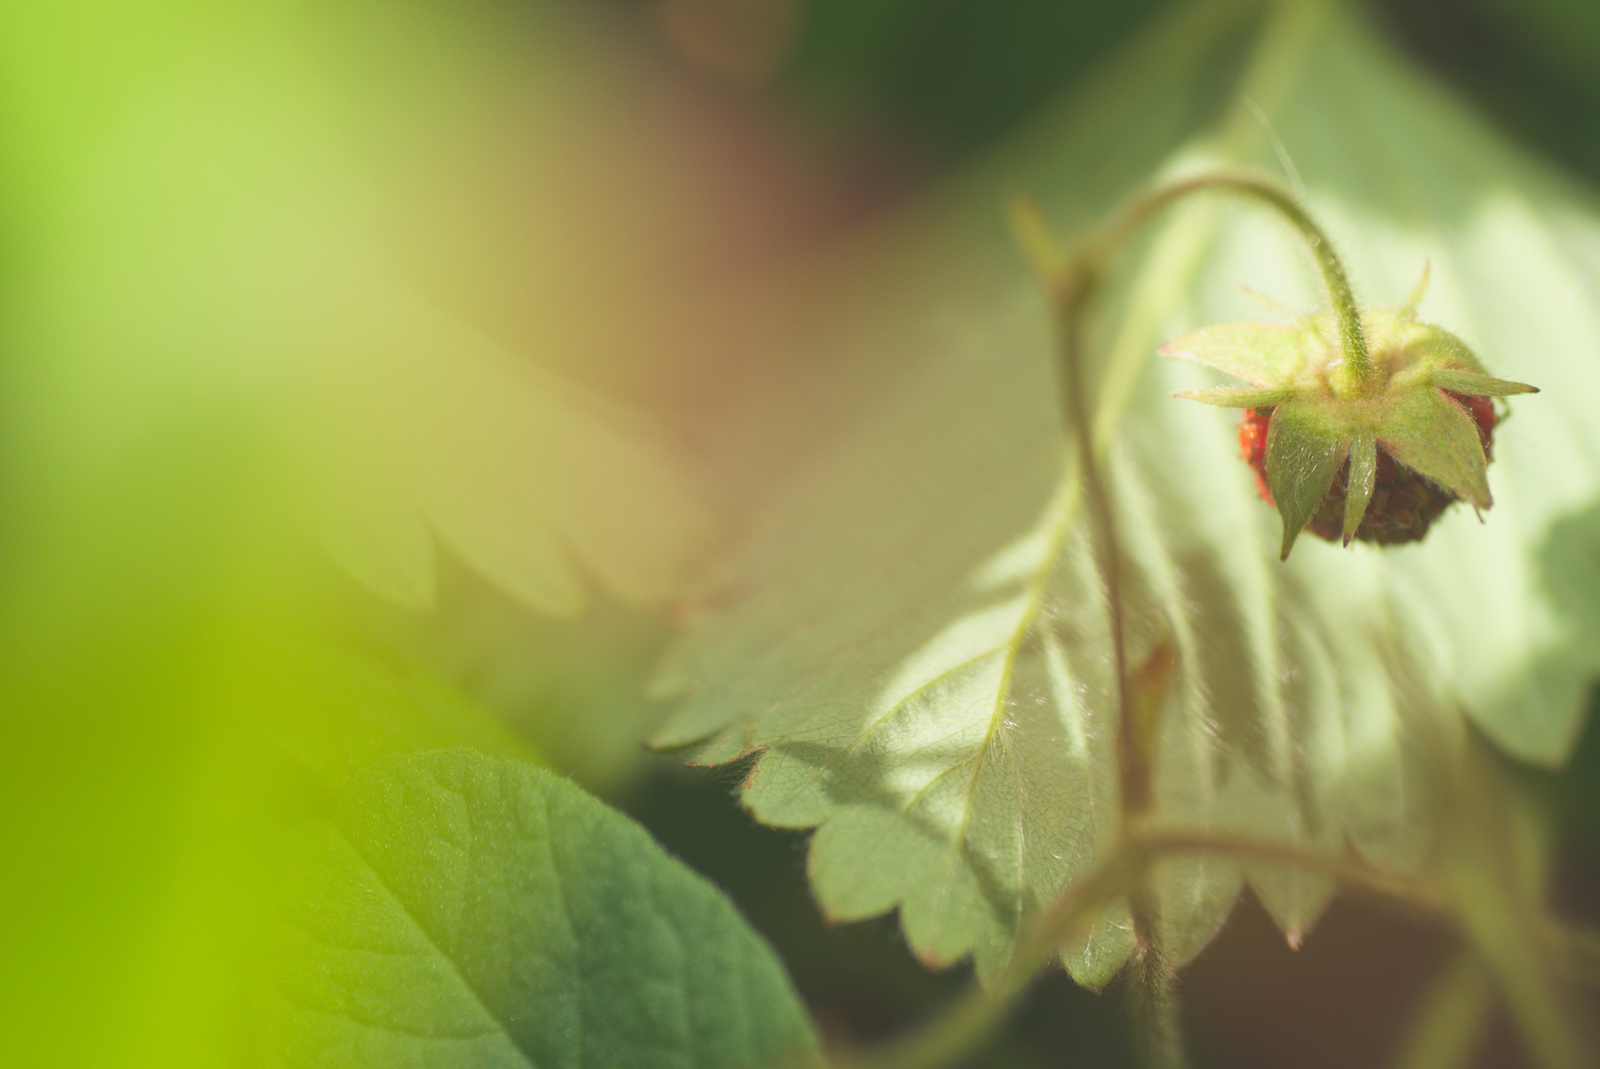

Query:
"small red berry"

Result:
[[1162, 261, 1536, 557], [1238, 408, 1272, 502]]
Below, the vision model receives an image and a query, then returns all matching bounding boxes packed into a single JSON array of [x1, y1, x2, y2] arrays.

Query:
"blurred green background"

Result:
[[2, 1, 1598, 1067]]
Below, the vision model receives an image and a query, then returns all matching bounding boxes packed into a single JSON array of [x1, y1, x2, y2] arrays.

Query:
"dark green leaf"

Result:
[[259, 750, 823, 1069]]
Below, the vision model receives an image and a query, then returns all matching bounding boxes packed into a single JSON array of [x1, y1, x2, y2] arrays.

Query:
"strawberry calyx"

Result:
[[1236, 392, 1498, 546], [1161, 273, 1537, 559]]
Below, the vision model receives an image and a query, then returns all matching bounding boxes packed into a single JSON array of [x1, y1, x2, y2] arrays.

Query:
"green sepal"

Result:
[[1159, 321, 1324, 386], [1173, 386, 1291, 408], [1264, 403, 1352, 560], [1342, 431, 1378, 546], [1378, 391, 1493, 509], [1428, 368, 1539, 397]]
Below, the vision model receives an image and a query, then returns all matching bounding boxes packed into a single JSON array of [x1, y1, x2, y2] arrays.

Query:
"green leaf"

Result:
[[1343, 431, 1379, 545], [651, 0, 1600, 987], [259, 750, 824, 1069], [253, 645, 540, 800], [302, 334, 713, 616]]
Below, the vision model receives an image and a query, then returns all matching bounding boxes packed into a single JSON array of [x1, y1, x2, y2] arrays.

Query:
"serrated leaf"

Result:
[[297, 317, 712, 615], [650, 0, 1600, 987], [259, 750, 823, 1069]]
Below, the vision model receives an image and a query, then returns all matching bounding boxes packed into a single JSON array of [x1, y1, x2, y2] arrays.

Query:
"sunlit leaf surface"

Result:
[[651, 0, 1600, 986], [260, 750, 823, 1068]]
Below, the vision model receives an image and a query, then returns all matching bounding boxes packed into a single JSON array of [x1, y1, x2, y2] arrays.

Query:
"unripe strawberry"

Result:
[[1236, 393, 1497, 545], [1161, 276, 1536, 559]]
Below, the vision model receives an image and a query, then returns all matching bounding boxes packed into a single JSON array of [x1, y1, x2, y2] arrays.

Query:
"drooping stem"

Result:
[[1013, 172, 1378, 868], [1087, 173, 1373, 395], [1132, 950, 1189, 1069]]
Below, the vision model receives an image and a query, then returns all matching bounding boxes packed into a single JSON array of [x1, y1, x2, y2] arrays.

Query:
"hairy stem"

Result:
[[838, 187, 1439, 1069], [1088, 172, 1372, 394], [1133, 826, 1450, 911], [1133, 945, 1189, 1069]]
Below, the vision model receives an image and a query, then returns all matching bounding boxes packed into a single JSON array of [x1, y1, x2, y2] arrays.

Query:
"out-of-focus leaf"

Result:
[[0, 1, 714, 618], [255, 643, 539, 801], [650, 0, 1600, 987], [259, 749, 824, 1069]]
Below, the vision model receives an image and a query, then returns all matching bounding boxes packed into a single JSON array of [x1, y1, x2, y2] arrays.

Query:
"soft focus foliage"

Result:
[[3, 0, 1599, 1067]]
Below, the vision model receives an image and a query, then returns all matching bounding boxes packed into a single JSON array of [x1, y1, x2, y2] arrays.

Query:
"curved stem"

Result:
[[1058, 262, 1146, 822], [1133, 827, 1450, 911], [864, 179, 1416, 1069], [833, 844, 1139, 1069], [856, 185, 1434, 1069], [1088, 173, 1372, 394]]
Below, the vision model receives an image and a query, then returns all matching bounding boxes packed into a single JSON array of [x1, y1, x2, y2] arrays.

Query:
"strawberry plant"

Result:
[[3, 1, 1600, 1068]]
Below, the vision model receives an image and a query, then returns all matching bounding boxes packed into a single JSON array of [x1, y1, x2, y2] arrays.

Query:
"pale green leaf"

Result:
[[258, 750, 823, 1069], [651, 0, 1600, 989]]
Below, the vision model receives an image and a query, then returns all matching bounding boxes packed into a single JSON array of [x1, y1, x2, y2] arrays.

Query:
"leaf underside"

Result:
[[652, 0, 1600, 988]]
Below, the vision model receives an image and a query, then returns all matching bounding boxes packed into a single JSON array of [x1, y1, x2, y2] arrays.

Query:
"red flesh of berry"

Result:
[[1238, 392, 1499, 545]]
